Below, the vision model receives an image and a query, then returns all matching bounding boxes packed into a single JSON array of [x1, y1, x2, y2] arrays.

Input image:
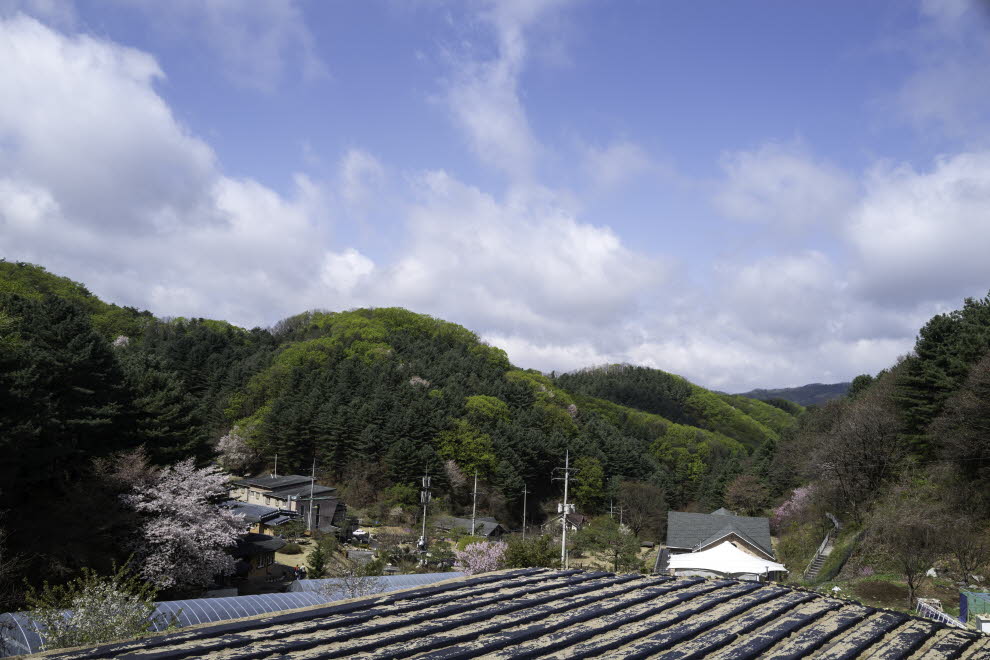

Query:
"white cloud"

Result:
[[0, 0, 75, 27], [846, 151, 990, 304], [363, 170, 664, 339], [715, 142, 857, 229], [442, 0, 568, 177], [128, 0, 326, 91], [322, 248, 375, 295], [582, 140, 657, 191], [0, 16, 358, 327], [339, 149, 385, 207], [720, 251, 842, 340], [895, 0, 990, 143]]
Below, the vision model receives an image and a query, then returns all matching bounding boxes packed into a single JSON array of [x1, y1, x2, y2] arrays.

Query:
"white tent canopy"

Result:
[[667, 541, 787, 578]]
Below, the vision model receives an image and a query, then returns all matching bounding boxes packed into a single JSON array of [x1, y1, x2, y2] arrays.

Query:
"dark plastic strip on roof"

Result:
[[865, 619, 945, 660], [361, 576, 689, 660], [708, 598, 844, 659], [538, 581, 764, 659], [54, 568, 553, 659], [753, 605, 871, 660], [416, 577, 699, 660], [352, 576, 668, 660], [133, 570, 593, 660], [919, 630, 979, 659], [627, 589, 815, 660], [93, 569, 584, 660], [222, 572, 636, 660], [616, 586, 793, 658], [814, 611, 912, 660], [485, 580, 736, 660]]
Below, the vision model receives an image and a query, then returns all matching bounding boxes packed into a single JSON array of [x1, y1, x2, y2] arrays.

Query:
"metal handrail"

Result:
[[916, 600, 967, 629], [803, 513, 840, 579]]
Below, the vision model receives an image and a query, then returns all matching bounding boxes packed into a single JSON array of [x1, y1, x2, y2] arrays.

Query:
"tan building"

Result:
[[230, 474, 346, 533]]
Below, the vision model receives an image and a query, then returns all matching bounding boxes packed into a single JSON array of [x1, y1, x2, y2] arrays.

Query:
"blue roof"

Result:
[[0, 592, 326, 657], [0, 573, 463, 657]]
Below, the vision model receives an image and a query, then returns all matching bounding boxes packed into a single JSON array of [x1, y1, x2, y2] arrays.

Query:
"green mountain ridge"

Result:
[[0, 262, 792, 514]]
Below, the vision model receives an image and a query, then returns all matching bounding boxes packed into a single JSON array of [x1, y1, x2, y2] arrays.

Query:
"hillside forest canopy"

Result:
[[4, 260, 990, 612]]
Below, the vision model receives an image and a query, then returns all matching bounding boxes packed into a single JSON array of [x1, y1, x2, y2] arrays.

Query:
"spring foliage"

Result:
[[123, 459, 244, 591], [24, 563, 170, 651], [453, 541, 508, 575]]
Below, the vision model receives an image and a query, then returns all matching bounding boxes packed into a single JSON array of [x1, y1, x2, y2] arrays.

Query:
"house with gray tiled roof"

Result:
[[436, 516, 507, 540], [666, 508, 775, 560]]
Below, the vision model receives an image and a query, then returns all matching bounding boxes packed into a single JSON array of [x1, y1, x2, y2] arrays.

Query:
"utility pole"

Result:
[[522, 484, 528, 540], [419, 472, 432, 551], [471, 470, 479, 536], [273, 453, 278, 478], [307, 456, 316, 532], [553, 450, 575, 568]]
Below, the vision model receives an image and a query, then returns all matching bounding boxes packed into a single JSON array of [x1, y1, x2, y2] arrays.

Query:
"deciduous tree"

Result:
[[124, 460, 244, 592]]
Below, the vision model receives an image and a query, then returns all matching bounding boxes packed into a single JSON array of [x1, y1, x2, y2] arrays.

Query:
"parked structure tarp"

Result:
[[667, 541, 786, 578]]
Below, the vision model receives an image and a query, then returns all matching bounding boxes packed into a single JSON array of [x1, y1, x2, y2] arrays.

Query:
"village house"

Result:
[[229, 474, 347, 534], [435, 516, 507, 540], [540, 512, 590, 536], [664, 507, 775, 559]]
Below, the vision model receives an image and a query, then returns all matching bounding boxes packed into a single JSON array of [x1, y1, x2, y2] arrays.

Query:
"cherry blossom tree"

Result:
[[216, 427, 260, 474], [124, 459, 245, 591], [453, 541, 507, 575]]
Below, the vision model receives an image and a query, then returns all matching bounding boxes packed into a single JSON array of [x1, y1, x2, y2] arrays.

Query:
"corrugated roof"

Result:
[[38, 569, 988, 659], [667, 510, 774, 557]]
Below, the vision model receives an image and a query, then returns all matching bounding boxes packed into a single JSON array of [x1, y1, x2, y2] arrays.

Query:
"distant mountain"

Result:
[[736, 382, 851, 407]]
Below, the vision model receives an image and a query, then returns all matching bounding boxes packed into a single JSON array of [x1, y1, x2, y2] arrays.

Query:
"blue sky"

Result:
[[2, 0, 990, 392]]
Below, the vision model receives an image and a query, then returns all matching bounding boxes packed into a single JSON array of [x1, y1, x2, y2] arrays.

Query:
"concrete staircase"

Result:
[[804, 540, 834, 581], [804, 513, 841, 582]]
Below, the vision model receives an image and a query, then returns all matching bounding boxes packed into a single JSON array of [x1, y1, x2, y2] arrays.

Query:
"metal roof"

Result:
[[0, 592, 328, 657], [34, 569, 989, 659], [666, 510, 774, 557], [232, 475, 313, 490]]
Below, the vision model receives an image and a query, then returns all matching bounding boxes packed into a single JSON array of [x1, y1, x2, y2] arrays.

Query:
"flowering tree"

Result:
[[124, 459, 244, 591], [216, 427, 260, 474], [453, 541, 507, 575], [771, 485, 814, 532]]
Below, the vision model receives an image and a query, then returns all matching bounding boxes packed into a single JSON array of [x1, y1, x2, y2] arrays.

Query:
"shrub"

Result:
[[455, 535, 486, 551], [24, 563, 173, 652], [281, 543, 303, 555]]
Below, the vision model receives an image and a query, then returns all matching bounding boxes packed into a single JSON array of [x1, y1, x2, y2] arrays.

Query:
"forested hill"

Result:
[[736, 382, 850, 407], [0, 261, 796, 580]]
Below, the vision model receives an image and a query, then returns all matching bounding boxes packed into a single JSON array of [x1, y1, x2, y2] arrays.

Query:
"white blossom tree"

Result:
[[124, 459, 245, 591], [216, 427, 260, 474]]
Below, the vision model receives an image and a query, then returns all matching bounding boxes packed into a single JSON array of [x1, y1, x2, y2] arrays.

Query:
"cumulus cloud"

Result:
[[363, 171, 664, 340], [715, 142, 857, 229], [846, 151, 990, 304], [0, 15, 352, 326]]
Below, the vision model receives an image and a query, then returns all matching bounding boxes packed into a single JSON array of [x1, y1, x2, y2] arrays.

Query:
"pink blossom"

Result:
[[453, 541, 507, 575], [124, 459, 245, 590], [771, 485, 814, 532]]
